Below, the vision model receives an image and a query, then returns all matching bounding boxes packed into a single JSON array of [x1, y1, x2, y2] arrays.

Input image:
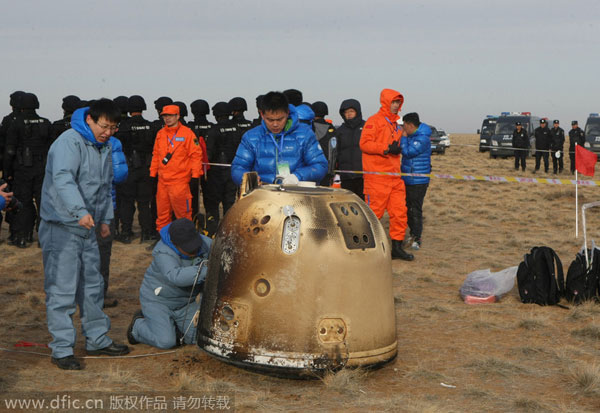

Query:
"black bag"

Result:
[[517, 246, 565, 305], [565, 248, 600, 304]]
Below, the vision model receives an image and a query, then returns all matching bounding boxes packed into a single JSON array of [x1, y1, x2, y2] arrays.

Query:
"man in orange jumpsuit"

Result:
[[150, 105, 203, 232], [360, 88, 414, 261]]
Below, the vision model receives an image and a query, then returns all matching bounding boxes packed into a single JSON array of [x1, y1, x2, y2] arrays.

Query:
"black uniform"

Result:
[[550, 126, 565, 173], [336, 99, 365, 199], [569, 126, 586, 173], [313, 119, 336, 186], [188, 117, 213, 221], [0, 109, 21, 239], [115, 114, 155, 240], [204, 119, 243, 227], [534, 125, 552, 173], [512, 127, 529, 171], [4, 109, 51, 246]]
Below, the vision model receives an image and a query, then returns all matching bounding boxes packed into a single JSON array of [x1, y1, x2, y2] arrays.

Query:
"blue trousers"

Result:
[[39, 220, 112, 358], [132, 298, 200, 349]]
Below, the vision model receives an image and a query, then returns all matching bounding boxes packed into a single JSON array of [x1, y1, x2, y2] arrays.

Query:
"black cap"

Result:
[[9, 91, 25, 108], [212, 101, 231, 117], [228, 97, 247, 112], [572, 120, 578, 125], [312, 101, 328, 117], [190, 99, 210, 116], [128, 95, 146, 112], [540, 119, 547, 124], [154, 96, 173, 111], [62, 95, 81, 112], [553, 119, 559, 124], [21, 93, 39, 110], [283, 89, 303, 106], [169, 218, 203, 255], [174, 101, 188, 118], [113, 96, 128, 113], [516, 122, 522, 126]]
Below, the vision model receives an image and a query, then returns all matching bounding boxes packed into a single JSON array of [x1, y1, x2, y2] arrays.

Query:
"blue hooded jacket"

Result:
[[139, 223, 212, 310], [40, 107, 114, 237], [231, 104, 328, 185], [296, 104, 315, 125], [400, 123, 432, 185], [109, 136, 128, 210]]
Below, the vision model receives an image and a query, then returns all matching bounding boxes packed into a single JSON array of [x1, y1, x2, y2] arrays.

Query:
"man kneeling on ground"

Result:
[[127, 218, 212, 349]]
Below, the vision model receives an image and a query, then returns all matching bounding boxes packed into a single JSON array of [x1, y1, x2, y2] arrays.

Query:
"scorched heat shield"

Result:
[[196, 183, 397, 377]]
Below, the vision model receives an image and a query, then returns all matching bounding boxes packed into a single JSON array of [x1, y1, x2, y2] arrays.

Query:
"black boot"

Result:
[[127, 310, 144, 345], [392, 240, 414, 261]]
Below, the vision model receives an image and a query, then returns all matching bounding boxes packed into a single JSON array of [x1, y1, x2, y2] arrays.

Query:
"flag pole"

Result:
[[575, 142, 578, 238]]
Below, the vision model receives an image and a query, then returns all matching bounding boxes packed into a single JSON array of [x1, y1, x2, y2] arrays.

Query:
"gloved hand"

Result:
[[190, 177, 199, 188], [386, 140, 401, 155], [282, 174, 299, 185]]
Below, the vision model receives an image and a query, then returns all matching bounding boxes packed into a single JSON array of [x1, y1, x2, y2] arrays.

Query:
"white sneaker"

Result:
[[411, 240, 421, 250]]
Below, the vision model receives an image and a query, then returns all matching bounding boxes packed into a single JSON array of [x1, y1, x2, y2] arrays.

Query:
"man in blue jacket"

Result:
[[400, 113, 432, 251], [39, 99, 130, 370], [231, 91, 327, 186], [128, 218, 212, 349]]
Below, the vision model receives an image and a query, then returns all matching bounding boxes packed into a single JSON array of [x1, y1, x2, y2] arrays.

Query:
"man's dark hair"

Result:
[[261, 92, 289, 113], [89, 98, 121, 123], [402, 112, 420, 127], [283, 89, 303, 106]]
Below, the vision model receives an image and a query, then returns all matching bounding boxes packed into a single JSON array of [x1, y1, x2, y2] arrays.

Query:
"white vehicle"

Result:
[[438, 130, 451, 147]]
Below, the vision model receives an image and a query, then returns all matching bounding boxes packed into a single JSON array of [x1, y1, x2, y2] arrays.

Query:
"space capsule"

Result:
[[197, 177, 397, 377]]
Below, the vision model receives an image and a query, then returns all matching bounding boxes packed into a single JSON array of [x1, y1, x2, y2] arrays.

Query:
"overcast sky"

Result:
[[1, 0, 599, 132]]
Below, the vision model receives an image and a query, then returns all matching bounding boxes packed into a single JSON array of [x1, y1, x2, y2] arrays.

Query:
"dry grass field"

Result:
[[1, 134, 599, 412]]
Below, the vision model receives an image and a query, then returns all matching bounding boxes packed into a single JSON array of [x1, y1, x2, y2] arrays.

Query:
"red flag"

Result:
[[576, 145, 597, 176]]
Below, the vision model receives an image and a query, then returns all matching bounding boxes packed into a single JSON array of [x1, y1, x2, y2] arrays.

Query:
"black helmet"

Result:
[[255, 94, 264, 111], [21, 93, 39, 110], [128, 95, 147, 112], [212, 102, 231, 117], [113, 96, 129, 113], [190, 99, 210, 116], [154, 96, 173, 111], [174, 101, 188, 118], [228, 97, 247, 112], [283, 89, 303, 106], [9, 91, 25, 108], [62, 95, 81, 112], [312, 101, 328, 117]]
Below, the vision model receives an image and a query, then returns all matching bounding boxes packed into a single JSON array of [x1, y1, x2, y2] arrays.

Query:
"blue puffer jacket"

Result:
[[231, 104, 328, 185], [296, 104, 315, 125], [109, 136, 128, 210], [40, 107, 113, 237], [400, 123, 432, 185], [140, 223, 212, 310]]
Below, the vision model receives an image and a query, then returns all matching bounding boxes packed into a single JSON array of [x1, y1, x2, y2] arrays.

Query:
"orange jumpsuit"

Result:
[[360, 88, 407, 242], [150, 123, 203, 231]]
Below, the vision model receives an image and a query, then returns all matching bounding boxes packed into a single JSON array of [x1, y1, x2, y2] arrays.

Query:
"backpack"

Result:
[[565, 248, 600, 304], [517, 246, 565, 305]]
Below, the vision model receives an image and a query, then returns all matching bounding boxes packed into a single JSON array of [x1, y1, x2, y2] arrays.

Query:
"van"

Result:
[[584, 113, 600, 153], [478, 116, 497, 152], [489, 112, 540, 158]]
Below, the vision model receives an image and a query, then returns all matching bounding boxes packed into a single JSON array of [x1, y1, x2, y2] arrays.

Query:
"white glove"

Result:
[[282, 174, 299, 185]]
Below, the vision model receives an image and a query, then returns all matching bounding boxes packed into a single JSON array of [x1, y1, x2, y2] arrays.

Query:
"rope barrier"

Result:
[[0, 346, 178, 359], [201, 162, 599, 186]]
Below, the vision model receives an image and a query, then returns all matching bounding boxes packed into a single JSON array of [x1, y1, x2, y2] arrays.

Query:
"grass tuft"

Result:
[[571, 325, 600, 341], [321, 368, 367, 394], [568, 363, 600, 395]]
